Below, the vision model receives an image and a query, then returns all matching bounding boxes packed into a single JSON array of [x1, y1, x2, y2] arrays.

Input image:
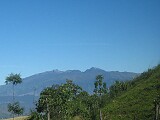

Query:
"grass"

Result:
[[72, 116, 83, 120], [5, 116, 82, 120], [4, 116, 28, 120]]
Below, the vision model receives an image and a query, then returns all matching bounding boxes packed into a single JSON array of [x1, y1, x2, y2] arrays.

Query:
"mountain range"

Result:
[[0, 67, 138, 96], [0, 67, 139, 118]]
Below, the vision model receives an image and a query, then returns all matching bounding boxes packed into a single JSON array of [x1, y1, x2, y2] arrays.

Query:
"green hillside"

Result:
[[103, 65, 160, 120]]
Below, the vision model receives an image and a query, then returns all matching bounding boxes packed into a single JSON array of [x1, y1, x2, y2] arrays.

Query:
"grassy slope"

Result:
[[103, 65, 160, 120]]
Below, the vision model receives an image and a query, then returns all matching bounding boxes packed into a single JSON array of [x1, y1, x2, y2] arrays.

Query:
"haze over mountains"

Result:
[[0, 67, 139, 96]]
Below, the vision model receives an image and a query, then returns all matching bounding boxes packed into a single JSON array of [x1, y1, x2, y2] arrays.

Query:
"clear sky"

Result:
[[0, 0, 160, 85]]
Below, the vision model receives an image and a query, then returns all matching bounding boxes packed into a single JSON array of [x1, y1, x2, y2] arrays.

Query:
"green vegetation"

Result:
[[26, 64, 160, 119], [5, 73, 24, 119], [94, 75, 107, 120], [31, 80, 90, 120], [103, 65, 160, 120]]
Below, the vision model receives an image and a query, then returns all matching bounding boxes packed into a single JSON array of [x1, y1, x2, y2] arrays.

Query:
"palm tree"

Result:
[[5, 73, 22, 101], [5, 73, 22, 120]]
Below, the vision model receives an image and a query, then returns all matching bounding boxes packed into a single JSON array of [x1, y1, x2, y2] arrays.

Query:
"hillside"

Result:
[[103, 65, 160, 120]]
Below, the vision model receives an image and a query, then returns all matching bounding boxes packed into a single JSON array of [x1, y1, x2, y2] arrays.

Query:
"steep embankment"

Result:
[[103, 65, 160, 120]]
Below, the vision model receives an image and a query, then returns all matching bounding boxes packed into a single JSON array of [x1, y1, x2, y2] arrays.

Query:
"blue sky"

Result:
[[0, 0, 160, 85]]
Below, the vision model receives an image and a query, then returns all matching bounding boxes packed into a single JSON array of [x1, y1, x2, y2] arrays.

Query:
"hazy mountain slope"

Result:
[[103, 65, 160, 120], [0, 67, 138, 96]]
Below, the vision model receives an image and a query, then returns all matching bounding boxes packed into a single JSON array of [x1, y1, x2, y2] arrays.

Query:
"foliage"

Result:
[[5, 73, 22, 85], [35, 80, 90, 120], [93, 75, 107, 120], [109, 80, 129, 98], [8, 102, 24, 116], [94, 75, 107, 95], [27, 110, 43, 120], [5, 73, 23, 119], [103, 64, 160, 120]]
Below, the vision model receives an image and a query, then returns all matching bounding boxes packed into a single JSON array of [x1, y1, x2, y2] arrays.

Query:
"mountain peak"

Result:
[[84, 67, 105, 73], [52, 69, 64, 73], [90, 67, 101, 70]]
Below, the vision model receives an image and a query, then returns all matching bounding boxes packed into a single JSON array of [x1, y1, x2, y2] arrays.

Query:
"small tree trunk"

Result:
[[13, 84, 15, 120], [99, 92, 103, 120], [155, 104, 159, 120], [47, 110, 50, 120], [46, 98, 50, 120], [13, 84, 15, 102], [100, 109, 103, 120], [158, 105, 160, 119]]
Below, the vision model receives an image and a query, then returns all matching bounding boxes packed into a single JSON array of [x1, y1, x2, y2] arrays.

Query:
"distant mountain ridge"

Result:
[[0, 67, 139, 118], [0, 67, 139, 96]]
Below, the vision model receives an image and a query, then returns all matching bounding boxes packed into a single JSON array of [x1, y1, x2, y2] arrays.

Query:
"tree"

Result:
[[109, 81, 129, 98], [94, 75, 107, 120], [8, 102, 24, 116], [36, 80, 83, 120], [70, 91, 90, 119], [94, 75, 107, 96], [5, 73, 23, 120], [5, 73, 22, 101], [89, 94, 100, 120]]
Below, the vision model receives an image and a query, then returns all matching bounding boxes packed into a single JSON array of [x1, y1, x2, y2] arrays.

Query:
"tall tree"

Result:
[[94, 75, 107, 120], [5, 73, 23, 120], [5, 73, 22, 101]]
